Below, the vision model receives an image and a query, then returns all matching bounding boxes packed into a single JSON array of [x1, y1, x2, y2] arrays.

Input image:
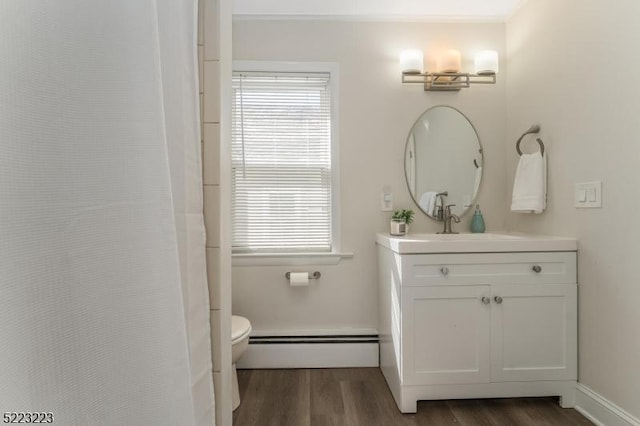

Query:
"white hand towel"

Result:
[[511, 152, 546, 214], [419, 191, 437, 216]]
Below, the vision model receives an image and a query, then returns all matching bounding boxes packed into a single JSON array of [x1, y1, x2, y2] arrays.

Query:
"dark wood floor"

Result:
[[233, 368, 593, 426]]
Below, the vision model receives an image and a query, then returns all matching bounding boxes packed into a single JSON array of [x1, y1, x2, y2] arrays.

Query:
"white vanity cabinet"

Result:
[[376, 233, 578, 413]]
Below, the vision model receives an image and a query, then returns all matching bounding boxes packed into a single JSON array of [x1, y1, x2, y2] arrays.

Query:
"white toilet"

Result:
[[231, 315, 252, 411]]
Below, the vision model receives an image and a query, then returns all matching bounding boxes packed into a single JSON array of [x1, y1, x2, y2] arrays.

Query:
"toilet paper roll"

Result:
[[289, 272, 309, 287]]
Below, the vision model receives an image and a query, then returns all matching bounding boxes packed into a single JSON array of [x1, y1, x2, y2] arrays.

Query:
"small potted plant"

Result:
[[390, 209, 415, 236]]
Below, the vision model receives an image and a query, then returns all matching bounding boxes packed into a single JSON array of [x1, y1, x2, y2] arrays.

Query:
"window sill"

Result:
[[232, 252, 354, 267]]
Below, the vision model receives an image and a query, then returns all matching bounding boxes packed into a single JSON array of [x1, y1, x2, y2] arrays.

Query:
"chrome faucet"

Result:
[[438, 204, 460, 234]]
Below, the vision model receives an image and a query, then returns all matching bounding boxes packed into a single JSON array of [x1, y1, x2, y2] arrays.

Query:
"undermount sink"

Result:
[[376, 232, 577, 254]]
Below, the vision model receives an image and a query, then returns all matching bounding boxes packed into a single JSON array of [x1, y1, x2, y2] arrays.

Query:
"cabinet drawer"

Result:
[[401, 252, 576, 286]]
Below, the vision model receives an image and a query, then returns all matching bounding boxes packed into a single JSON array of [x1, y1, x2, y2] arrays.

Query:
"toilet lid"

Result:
[[231, 315, 252, 342]]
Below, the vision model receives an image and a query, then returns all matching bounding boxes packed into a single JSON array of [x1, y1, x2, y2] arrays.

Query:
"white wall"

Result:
[[507, 0, 640, 418], [232, 20, 507, 334]]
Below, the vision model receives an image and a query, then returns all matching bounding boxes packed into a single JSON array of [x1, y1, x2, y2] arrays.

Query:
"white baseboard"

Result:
[[575, 384, 640, 426], [236, 342, 379, 369]]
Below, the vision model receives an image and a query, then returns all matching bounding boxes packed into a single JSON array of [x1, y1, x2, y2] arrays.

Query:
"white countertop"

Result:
[[376, 232, 577, 254]]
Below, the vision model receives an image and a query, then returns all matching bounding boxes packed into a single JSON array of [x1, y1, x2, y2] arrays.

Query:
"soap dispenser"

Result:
[[470, 204, 486, 233]]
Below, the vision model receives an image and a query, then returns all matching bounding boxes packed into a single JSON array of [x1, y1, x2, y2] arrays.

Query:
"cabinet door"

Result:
[[490, 284, 577, 382], [402, 285, 491, 385]]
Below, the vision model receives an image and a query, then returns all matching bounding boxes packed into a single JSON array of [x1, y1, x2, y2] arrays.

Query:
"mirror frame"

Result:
[[404, 105, 484, 221]]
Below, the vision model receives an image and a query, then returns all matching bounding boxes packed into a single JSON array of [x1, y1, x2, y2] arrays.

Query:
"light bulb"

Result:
[[475, 50, 499, 75], [399, 50, 424, 74], [438, 49, 462, 73]]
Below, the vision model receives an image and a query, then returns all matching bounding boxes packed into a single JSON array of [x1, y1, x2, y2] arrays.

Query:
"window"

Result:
[[231, 64, 338, 254]]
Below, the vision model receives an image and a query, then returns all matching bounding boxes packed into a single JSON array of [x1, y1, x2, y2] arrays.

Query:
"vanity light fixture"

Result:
[[400, 49, 498, 92]]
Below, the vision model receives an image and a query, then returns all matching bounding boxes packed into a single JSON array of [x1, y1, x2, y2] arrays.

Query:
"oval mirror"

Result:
[[405, 105, 483, 220]]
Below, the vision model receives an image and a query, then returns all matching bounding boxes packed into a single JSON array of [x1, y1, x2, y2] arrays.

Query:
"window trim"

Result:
[[231, 61, 344, 264]]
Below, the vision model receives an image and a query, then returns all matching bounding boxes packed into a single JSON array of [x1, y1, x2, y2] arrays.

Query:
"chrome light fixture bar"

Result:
[[400, 49, 498, 92], [402, 71, 496, 92]]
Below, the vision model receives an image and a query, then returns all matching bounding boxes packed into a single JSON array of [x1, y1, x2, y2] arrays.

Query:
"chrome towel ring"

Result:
[[516, 124, 545, 156]]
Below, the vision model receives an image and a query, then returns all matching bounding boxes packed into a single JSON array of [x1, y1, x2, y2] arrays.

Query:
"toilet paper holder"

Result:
[[285, 271, 321, 280]]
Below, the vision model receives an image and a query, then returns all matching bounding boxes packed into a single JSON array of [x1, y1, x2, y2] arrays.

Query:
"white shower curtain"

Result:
[[0, 1, 214, 425]]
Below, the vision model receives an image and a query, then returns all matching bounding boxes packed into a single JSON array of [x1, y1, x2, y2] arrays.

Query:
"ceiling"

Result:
[[233, 0, 526, 21]]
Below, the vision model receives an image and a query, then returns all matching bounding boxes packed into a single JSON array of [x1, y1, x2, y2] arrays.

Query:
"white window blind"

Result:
[[231, 71, 333, 253]]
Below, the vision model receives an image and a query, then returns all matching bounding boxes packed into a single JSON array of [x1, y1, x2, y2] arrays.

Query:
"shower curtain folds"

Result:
[[0, 1, 214, 425]]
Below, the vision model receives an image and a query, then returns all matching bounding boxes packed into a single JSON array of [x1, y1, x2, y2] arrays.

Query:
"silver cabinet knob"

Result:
[[532, 265, 542, 273], [494, 296, 503, 304], [440, 266, 449, 275], [481, 296, 490, 305]]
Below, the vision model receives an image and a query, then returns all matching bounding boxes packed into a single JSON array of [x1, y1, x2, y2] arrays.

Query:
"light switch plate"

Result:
[[575, 181, 602, 208]]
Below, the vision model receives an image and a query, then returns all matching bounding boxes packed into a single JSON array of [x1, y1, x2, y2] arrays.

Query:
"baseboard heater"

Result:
[[250, 334, 379, 344], [236, 334, 380, 369]]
